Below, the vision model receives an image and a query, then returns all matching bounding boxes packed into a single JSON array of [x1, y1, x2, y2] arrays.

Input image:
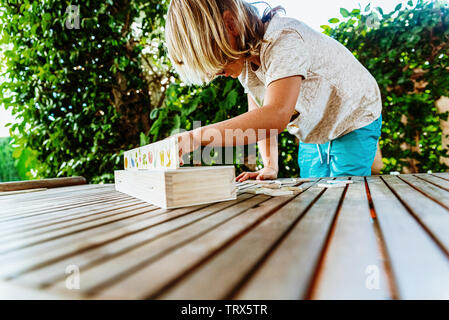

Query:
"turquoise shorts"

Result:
[[298, 116, 382, 178]]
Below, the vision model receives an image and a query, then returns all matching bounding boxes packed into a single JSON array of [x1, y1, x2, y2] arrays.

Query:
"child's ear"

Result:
[[223, 10, 239, 36]]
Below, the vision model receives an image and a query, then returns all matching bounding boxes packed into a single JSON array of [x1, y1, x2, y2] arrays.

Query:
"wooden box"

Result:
[[114, 166, 236, 209]]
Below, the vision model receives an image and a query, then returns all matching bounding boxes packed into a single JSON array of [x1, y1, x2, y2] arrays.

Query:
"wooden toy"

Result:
[[317, 183, 347, 188], [123, 137, 179, 170], [115, 166, 236, 209], [326, 180, 353, 184]]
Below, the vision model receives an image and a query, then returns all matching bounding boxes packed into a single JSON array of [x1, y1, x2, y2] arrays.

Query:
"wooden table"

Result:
[[0, 173, 448, 300]]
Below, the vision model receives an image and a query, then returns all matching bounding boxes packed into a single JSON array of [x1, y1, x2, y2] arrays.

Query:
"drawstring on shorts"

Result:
[[316, 145, 323, 164], [317, 140, 332, 165]]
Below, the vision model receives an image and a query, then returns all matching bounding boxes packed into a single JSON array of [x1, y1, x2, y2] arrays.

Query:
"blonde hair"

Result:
[[165, 0, 284, 85]]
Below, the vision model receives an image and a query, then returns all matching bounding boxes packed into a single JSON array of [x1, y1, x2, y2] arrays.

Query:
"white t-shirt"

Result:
[[238, 14, 382, 144]]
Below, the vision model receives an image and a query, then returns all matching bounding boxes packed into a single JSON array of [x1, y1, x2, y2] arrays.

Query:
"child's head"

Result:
[[165, 0, 279, 85]]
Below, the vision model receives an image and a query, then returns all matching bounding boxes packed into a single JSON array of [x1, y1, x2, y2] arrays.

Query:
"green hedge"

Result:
[[0, 0, 168, 183], [0, 136, 37, 181], [322, 0, 449, 173], [0, 137, 20, 182]]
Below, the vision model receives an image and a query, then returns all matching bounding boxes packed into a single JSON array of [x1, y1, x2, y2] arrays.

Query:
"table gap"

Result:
[[226, 182, 325, 299], [0, 201, 154, 241], [304, 179, 350, 299], [6, 196, 253, 282], [144, 195, 300, 299], [430, 173, 449, 182], [80, 195, 277, 298], [380, 176, 449, 259], [397, 176, 449, 211], [37, 195, 257, 289], [0, 206, 161, 256], [413, 174, 449, 194], [364, 177, 400, 299]]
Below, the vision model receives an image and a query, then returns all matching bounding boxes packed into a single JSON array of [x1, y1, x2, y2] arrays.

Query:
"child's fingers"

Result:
[[237, 172, 251, 182], [236, 172, 246, 181], [178, 148, 184, 166], [236, 171, 252, 180]]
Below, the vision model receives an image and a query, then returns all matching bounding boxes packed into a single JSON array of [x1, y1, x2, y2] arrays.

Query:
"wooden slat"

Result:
[[0, 196, 246, 279], [41, 194, 266, 297], [12, 194, 256, 288], [0, 203, 160, 254], [0, 199, 150, 241], [158, 182, 321, 299], [0, 195, 140, 230], [366, 176, 449, 299], [0, 188, 48, 197], [0, 184, 114, 206], [415, 173, 449, 192], [400, 174, 449, 209], [0, 183, 113, 200], [0, 193, 120, 218], [0, 281, 71, 300], [229, 181, 346, 299], [87, 195, 295, 299], [2, 175, 449, 299], [0, 176, 87, 192], [432, 172, 449, 180], [309, 177, 391, 299], [0, 189, 122, 219], [0, 187, 120, 214], [0, 194, 139, 226], [382, 175, 449, 252], [0, 184, 105, 203]]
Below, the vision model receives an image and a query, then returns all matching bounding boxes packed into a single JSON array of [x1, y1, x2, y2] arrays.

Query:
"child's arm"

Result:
[[236, 95, 279, 182], [178, 76, 302, 157]]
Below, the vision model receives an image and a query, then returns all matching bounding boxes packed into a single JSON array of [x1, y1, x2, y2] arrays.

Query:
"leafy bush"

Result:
[[0, 137, 20, 182], [322, 0, 449, 173], [0, 0, 168, 183], [0, 136, 37, 181], [0, 0, 298, 181]]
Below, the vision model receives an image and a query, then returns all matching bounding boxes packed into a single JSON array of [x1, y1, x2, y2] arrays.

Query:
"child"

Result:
[[165, 0, 382, 181]]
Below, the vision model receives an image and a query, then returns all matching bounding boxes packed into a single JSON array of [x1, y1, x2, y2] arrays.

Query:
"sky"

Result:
[[0, 0, 416, 137]]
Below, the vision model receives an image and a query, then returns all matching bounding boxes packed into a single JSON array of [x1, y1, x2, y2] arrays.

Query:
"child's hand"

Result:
[[236, 167, 278, 182], [173, 130, 201, 166]]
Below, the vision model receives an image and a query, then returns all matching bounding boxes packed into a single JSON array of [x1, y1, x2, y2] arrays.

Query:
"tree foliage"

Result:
[[0, 0, 298, 181], [1, 0, 168, 183], [0, 137, 19, 182], [0, 136, 37, 181]]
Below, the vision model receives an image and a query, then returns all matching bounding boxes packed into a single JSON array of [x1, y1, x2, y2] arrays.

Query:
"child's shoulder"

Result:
[[263, 14, 313, 41]]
